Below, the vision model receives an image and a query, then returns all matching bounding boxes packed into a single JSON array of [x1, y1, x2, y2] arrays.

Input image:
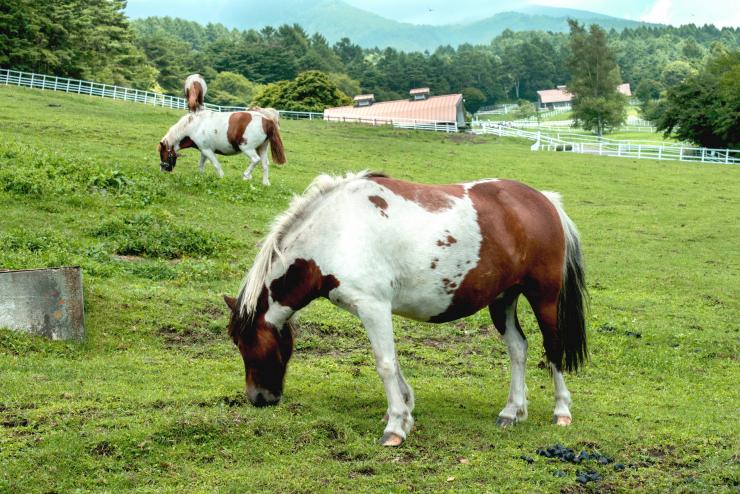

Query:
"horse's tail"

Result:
[[264, 117, 286, 164], [542, 191, 588, 372]]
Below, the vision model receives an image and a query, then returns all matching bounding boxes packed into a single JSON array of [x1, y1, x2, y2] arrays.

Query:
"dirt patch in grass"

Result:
[[447, 133, 491, 145]]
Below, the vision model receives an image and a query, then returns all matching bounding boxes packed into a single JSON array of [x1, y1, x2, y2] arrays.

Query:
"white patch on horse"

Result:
[[463, 178, 499, 191]]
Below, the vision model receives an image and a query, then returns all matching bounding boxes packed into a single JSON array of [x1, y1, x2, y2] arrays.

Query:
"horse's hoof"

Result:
[[379, 432, 404, 447], [553, 415, 572, 426], [242, 175, 251, 181], [262, 181, 271, 186], [382, 412, 389, 423], [496, 416, 517, 427]]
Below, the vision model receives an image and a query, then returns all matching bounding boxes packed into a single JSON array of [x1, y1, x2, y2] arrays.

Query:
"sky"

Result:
[[344, 0, 739, 27], [125, 0, 739, 28]]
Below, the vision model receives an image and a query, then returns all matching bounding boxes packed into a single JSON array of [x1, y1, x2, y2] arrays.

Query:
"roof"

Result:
[[324, 93, 463, 123], [537, 87, 572, 104], [538, 83, 633, 103]]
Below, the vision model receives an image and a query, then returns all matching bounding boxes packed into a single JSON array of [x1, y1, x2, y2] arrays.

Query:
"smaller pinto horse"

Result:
[[158, 110, 286, 185], [224, 171, 588, 446], [184, 74, 207, 112]]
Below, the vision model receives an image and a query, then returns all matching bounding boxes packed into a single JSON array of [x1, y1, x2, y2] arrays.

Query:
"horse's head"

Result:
[[157, 140, 178, 172], [223, 293, 294, 407]]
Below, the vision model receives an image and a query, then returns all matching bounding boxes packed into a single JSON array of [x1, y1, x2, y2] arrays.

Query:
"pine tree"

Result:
[[566, 20, 627, 136]]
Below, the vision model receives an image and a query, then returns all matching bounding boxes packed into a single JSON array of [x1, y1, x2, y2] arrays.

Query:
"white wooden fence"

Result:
[[0, 68, 457, 133], [472, 122, 739, 165]]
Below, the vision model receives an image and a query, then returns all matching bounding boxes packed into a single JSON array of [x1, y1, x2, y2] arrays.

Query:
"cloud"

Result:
[[641, 0, 673, 24]]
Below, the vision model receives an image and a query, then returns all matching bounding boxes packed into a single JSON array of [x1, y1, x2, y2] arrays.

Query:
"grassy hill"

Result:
[[1, 86, 738, 492]]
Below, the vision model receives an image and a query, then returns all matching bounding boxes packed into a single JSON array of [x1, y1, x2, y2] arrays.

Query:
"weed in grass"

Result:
[[90, 212, 225, 259]]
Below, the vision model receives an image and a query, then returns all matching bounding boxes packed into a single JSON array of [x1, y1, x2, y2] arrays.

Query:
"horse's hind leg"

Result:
[[357, 301, 413, 446], [257, 142, 270, 186], [489, 289, 528, 426], [527, 292, 573, 426], [241, 148, 262, 183], [198, 153, 207, 172]]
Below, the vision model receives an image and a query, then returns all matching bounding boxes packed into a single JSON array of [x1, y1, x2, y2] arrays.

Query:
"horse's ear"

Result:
[[157, 141, 164, 153], [223, 295, 238, 313]]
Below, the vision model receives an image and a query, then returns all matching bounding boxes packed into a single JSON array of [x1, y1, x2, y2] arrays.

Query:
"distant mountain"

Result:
[[126, 0, 653, 51]]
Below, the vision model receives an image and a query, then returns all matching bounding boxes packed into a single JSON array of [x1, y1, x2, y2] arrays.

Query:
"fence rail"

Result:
[[472, 122, 739, 165], [1, 68, 458, 133]]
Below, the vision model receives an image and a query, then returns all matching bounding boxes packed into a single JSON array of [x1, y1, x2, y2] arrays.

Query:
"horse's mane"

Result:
[[237, 170, 385, 315], [162, 113, 196, 146], [184, 74, 207, 94]]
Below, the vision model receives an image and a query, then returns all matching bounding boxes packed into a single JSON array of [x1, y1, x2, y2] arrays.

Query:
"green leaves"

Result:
[[567, 21, 627, 136], [653, 49, 740, 148]]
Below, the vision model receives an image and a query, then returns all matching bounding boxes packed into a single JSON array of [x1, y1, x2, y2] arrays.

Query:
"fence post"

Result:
[[679, 147, 683, 161], [638, 144, 642, 159], [701, 148, 705, 163], [658, 146, 662, 160], [30, 72, 35, 89]]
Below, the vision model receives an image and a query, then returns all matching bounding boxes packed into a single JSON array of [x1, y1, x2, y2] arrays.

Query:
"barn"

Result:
[[536, 83, 632, 110], [323, 88, 466, 129]]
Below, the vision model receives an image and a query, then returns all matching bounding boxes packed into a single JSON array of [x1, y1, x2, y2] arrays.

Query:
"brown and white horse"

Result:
[[224, 172, 588, 446], [184, 74, 207, 112], [158, 110, 286, 185]]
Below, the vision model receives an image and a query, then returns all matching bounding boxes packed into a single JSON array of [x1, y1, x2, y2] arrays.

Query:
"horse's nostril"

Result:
[[252, 393, 268, 408]]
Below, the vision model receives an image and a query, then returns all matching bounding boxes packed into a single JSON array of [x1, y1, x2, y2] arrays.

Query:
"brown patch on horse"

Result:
[[227, 112, 253, 151], [429, 180, 565, 323], [369, 177, 464, 212], [269, 258, 340, 311], [187, 81, 204, 112], [430, 258, 438, 269], [179, 136, 198, 150], [436, 234, 457, 247], [368, 195, 389, 218], [158, 141, 168, 162]]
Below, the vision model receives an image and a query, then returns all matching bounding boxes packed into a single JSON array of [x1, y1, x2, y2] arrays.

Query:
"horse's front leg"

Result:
[[198, 153, 207, 172], [358, 302, 413, 446], [201, 150, 224, 178]]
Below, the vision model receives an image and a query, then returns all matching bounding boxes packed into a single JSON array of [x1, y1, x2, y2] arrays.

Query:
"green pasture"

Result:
[[0, 86, 738, 493]]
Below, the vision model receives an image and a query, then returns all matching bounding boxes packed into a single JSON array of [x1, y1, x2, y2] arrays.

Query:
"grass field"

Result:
[[1, 86, 738, 493]]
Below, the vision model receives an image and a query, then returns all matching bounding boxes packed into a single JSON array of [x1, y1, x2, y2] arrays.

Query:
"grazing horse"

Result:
[[224, 171, 588, 446], [157, 110, 286, 185], [184, 74, 207, 112]]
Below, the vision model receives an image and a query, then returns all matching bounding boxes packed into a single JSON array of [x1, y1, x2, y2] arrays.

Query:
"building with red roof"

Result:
[[324, 88, 466, 129], [537, 83, 632, 110]]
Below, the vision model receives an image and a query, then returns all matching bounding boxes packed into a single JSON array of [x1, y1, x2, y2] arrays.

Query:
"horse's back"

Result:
[[297, 176, 565, 322]]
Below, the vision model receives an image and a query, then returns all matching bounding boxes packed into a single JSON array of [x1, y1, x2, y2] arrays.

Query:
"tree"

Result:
[[660, 60, 695, 89], [208, 71, 262, 106], [566, 21, 627, 136], [652, 50, 740, 148], [512, 100, 538, 121], [252, 70, 351, 112], [461, 87, 485, 114], [0, 0, 155, 88]]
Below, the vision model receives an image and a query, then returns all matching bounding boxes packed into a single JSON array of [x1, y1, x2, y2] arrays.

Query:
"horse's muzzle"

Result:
[[248, 389, 281, 407], [160, 162, 174, 172]]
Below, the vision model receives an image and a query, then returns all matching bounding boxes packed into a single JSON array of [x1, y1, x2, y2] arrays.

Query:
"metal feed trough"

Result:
[[0, 267, 85, 341]]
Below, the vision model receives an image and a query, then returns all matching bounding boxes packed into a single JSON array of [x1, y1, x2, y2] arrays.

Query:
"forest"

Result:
[[2, 0, 739, 125]]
